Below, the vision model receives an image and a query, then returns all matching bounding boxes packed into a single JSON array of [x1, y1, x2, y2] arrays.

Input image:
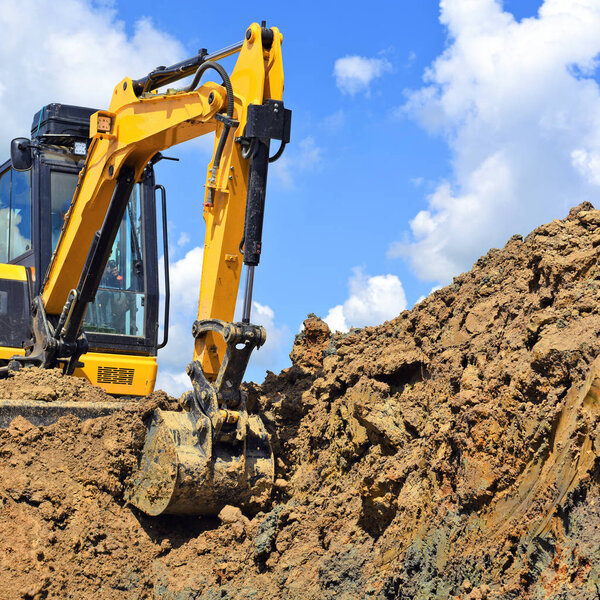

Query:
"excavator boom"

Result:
[[0, 23, 291, 516]]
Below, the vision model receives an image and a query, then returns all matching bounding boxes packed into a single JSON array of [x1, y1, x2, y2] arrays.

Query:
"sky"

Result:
[[3, 0, 600, 395]]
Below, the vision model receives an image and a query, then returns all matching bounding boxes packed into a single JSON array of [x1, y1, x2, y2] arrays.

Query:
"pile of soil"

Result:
[[1, 203, 600, 599]]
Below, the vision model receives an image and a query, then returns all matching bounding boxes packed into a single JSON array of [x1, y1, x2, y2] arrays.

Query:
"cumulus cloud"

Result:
[[272, 136, 323, 188], [333, 55, 392, 95], [235, 301, 289, 375], [177, 232, 190, 247], [324, 268, 407, 333], [0, 0, 184, 146], [156, 246, 288, 395], [392, 0, 600, 283], [155, 246, 202, 396]]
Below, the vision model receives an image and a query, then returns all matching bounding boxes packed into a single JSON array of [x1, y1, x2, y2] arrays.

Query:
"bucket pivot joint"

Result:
[[186, 319, 264, 416]]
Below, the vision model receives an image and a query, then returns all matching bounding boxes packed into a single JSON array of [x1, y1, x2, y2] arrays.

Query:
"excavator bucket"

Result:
[[125, 319, 275, 516], [125, 408, 273, 515]]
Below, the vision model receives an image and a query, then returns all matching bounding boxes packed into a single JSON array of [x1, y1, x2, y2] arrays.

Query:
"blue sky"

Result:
[[5, 0, 600, 394]]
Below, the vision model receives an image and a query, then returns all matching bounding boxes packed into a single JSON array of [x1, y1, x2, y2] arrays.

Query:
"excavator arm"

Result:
[[28, 23, 288, 377], [5, 23, 291, 516]]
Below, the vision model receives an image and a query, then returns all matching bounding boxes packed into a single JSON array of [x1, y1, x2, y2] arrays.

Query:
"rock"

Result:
[[8, 416, 36, 437], [290, 315, 332, 371], [218, 505, 244, 525], [254, 506, 284, 561]]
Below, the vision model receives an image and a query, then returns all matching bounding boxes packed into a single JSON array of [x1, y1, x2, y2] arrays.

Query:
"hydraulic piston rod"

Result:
[[242, 266, 255, 324]]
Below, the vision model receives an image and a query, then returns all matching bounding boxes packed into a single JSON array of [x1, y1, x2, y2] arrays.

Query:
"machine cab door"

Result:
[[36, 149, 160, 355]]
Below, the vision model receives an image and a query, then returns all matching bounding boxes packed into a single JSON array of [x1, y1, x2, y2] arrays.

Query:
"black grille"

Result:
[[97, 366, 135, 386]]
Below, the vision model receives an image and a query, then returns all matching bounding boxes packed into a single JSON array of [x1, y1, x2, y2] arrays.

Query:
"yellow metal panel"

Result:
[[74, 352, 157, 397], [0, 347, 155, 397], [0, 346, 25, 360], [194, 24, 286, 378], [42, 83, 223, 314], [263, 27, 285, 101], [0, 263, 27, 282]]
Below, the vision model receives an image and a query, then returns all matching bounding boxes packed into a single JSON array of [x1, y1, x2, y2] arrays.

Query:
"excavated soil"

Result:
[[2, 203, 600, 599]]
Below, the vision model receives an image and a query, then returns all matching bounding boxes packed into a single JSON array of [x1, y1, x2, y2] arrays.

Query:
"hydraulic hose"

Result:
[[185, 61, 235, 204]]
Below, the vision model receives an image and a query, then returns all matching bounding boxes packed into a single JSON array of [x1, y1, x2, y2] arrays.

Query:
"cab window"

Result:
[[0, 170, 9, 262], [50, 171, 78, 251], [0, 167, 32, 262], [50, 170, 146, 337], [10, 170, 32, 260]]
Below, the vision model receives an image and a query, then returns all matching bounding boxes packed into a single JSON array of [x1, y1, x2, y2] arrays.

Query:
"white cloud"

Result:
[[177, 232, 190, 247], [166, 246, 203, 313], [156, 246, 288, 394], [0, 0, 184, 146], [323, 305, 347, 334], [238, 301, 289, 373], [392, 0, 600, 283], [155, 365, 191, 399], [324, 268, 407, 333], [272, 136, 323, 188], [333, 55, 392, 96], [571, 148, 600, 186], [156, 246, 203, 396]]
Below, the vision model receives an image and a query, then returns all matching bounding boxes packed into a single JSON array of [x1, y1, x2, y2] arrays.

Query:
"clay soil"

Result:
[[2, 204, 600, 599]]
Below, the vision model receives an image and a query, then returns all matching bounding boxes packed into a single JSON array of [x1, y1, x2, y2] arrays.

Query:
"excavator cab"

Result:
[[0, 104, 162, 395]]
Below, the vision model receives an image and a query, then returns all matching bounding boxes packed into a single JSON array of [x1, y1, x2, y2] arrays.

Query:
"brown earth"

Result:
[[2, 203, 600, 599]]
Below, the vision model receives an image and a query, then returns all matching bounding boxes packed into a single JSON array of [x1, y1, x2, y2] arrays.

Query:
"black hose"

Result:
[[186, 60, 233, 116], [185, 61, 235, 195], [268, 140, 287, 163]]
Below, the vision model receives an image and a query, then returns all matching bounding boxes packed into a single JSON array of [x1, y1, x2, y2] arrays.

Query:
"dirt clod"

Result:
[[1, 205, 600, 598]]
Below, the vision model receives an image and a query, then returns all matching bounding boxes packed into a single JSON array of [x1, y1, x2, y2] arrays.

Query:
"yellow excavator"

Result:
[[0, 22, 291, 516]]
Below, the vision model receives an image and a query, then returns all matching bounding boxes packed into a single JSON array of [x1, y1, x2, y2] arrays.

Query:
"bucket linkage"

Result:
[[125, 319, 274, 515]]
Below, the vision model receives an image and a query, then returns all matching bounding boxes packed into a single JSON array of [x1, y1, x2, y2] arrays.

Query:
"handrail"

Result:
[[155, 184, 170, 350]]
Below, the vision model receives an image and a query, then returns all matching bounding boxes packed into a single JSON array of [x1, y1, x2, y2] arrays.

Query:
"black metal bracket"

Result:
[[236, 99, 291, 163], [155, 185, 170, 350], [246, 100, 291, 143], [215, 113, 239, 129], [181, 319, 266, 440]]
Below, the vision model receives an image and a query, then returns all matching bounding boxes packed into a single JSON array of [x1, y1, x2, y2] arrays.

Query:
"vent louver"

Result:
[[97, 366, 135, 386]]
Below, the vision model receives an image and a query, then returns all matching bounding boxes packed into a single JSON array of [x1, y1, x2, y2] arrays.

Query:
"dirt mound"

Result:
[[0, 367, 116, 403], [1, 204, 600, 599]]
